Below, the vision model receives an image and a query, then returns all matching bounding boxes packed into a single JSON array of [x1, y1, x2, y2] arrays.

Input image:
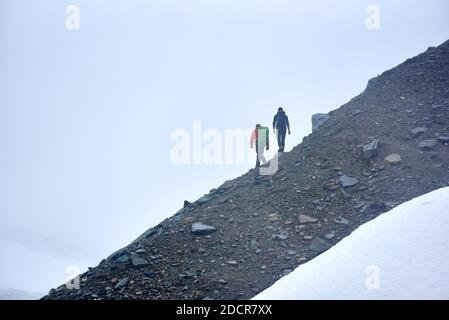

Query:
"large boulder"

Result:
[[338, 175, 360, 188], [410, 127, 427, 137], [385, 153, 402, 165], [131, 254, 149, 267], [418, 139, 439, 150], [309, 237, 332, 253], [299, 214, 319, 224], [311, 113, 330, 132], [362, 138, 380, 159], [191, 222, 217, 235]]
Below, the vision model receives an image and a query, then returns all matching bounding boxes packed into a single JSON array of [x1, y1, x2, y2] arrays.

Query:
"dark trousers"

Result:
[[277, 128, 286, 152]]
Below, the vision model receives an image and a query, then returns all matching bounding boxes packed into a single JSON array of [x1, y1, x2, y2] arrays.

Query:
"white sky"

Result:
[[1, 0, 449, 293]]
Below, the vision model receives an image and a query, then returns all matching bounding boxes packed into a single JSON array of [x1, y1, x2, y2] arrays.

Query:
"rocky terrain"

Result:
[[44, 39, 449, 300]]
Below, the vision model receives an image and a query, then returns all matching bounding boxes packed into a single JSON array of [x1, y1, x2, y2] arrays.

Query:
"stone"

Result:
[[309, 237, 332, 253], [338, 175, 360, 188], [410, 127, 427, 137], [362, 138, 380, 159], [385, 153, 402, 165], [115, 277, 128, 289], [283, 269, 293, 276], [143, 272, 156, 278], [109, 247, 130, 260], [362, 201, 388, 214], [325, 232, 335, 240], [131, 255, 149, 267], [334, 218, 350, 225], [250, 239, 257, 250], [115, 254, 129, 263], [323, 182, 339, 191], [312, 113, 330, 132], [436, 134, 449, 143], [197, 195, 211, 204], [227, 260, 238, 265], [298, 214, 318, 224], [274, 234, 288, 241], [419, 139, 439, 150], [191, 222, 217, 235]]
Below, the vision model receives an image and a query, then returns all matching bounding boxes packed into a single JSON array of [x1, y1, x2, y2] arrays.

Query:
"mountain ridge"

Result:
[[44, 39, 449, 300]]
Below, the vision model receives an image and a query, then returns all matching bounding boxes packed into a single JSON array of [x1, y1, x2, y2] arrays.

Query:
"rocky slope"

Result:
[[44, 40, 449, 300]]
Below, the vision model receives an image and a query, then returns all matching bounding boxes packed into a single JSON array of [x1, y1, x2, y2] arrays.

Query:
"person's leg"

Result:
[[279, 129, 286, 152], [276, 129, 282, 151], [255, 143, 260, 168], [259, 143, 267, 165]]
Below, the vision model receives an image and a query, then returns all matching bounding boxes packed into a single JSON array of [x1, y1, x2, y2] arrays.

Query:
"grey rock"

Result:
[[115, 254, 129, 263], [418, 139, 438, 150], [109, 247, 130, 261], [115, 277, 128, 289], [191, 222, 217, 235], [131, 255, 149, 267], [309, 237, 332, 253], [197, 195, 212, 204], [298, 214, 318, 224], [334, 218, 350, 225], [227, 260, 238, 265], [410, 127, 427, 137], [250, 239, 257, 250], [362, 201, 388, 214], [325, 232, 335, 240], [283, 269, 293, 276], [385, 153, 402, 165], [339, 175, 360, 188], [273, 234, 288, 241], [436, 134, 449, 143], [143, 272, 156, 278], [362, 138, 380, 159], [312, 113, 330, 132]]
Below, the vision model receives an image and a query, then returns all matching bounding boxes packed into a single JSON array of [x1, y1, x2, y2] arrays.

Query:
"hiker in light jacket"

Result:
[[250, 124, 270, 168]]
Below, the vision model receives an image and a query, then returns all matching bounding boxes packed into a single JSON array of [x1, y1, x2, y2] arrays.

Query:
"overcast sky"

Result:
[[1, 0, 448, 293]]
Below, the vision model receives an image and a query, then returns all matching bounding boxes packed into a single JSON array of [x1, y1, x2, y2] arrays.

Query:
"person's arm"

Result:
[[286, 115, 291, 134], [266, 128, 270, 150], [250, 129, 256, 148], [272, 115, 277, 131]]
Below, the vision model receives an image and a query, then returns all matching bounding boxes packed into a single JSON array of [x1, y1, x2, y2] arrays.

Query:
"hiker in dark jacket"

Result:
[[273, 107, 291, 152], [250, 124, 269, 168]]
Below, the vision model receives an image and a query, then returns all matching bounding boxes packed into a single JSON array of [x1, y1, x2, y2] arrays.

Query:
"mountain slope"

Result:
[[45, 40, 449, 300], [254, 187, 449, 300]]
